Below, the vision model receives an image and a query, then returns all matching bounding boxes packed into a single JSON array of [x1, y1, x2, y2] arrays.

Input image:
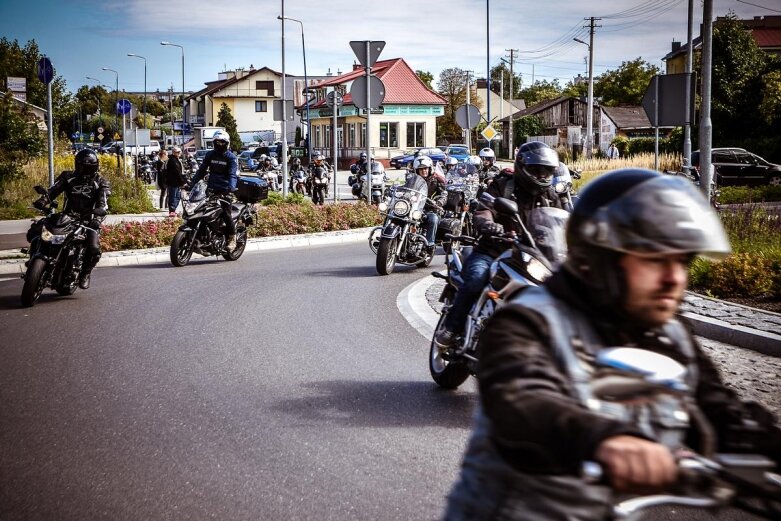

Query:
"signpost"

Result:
[[641, 73, 694, 170], [326, 90, 344, 201], [37, 57, 55, 186], [117, 99, 132, 177], [349, 40, 385, 202]]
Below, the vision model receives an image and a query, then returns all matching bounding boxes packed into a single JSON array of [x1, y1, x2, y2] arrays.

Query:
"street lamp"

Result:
[[573, 37, 594, 158], [127, 53, 147, 128], [278, 15, 311, 162], [278, 6, 289, 197], [101, 67, 119, 132], [161, 41, 185, 143]]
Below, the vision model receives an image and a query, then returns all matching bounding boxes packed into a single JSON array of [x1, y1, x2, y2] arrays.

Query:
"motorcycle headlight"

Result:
[[554, 182, 568, 194], [393, 200, 410, 216], [411, 210, 422, 220], [378, 202, 388, 212], [40, 228, 53, 242], [527, 258, 552, 282]]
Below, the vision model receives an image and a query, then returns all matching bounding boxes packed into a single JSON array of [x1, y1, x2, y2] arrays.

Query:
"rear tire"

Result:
[[429, 309, 470, 389], [21, 258, 47, 307], [768, 175, 781, 186], [376, 237, 397, 275], [170, 230, 194, 267]]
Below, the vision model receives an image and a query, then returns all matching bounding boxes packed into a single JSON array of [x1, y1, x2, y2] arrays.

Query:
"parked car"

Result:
[[390, 148, 419, 169], [691, 148, 781, 187], [393, 147, 447, 170], [99, 141, 123, 154], [238, 150, 257, 171], [444, 144, 470, 162], [194, 149, 210, 165]]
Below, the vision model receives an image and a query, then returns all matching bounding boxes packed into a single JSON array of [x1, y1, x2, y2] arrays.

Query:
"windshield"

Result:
[[526, 207, 570, 267], [447, 147, 468, 156]]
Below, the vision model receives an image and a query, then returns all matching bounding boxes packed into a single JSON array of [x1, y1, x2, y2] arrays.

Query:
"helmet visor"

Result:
[[589, 175, 730, 260], [524, 164, 557, 184]]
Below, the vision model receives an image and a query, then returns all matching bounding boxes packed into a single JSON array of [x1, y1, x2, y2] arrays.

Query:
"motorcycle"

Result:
[[581, 347, 781, 520], [373, 175, 440, 275], [169, 177, 266, 267], [309, 165, 331, 205], [136, 155, 154, 184], [256, 165, 282, 192], [553, 163, 582, 212], [20, 186, 107, 307], [429, 195, 570, 388], [352, 163, 386, 204], [438, 166, 481, 253], [289, 166, 309, 195], [665, 164, 720, 210]]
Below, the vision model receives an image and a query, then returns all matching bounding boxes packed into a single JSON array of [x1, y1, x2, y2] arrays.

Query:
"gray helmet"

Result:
[[566, 168, 731, 307], [514, 141, 559, 193]]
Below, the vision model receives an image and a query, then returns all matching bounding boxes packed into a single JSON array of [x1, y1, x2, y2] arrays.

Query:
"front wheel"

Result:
[[429, 310, 470, 389], [170, 230, 194, 267], [56, 279, 78, 296], [416, 247, 434, 268], [376, 237, 397, 275], [21, 258, 48, 307], [768, 175, 781, 186], [222, 228, 248, 261]]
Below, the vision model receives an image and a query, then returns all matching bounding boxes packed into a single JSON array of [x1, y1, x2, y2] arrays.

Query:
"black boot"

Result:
[[78, 269, 92, 290]]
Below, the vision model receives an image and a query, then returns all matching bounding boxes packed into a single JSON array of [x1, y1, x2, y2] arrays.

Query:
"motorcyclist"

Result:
[[434, 141, 565, 349], [309, 153, 331, 197], [477, 147, 500, 182], [443, 156, 459, 175], [256, 155, 280, 191], [349, 152, 369, 186], [443, 169, 781, 520], [28, 148, 110, 290], [188, 130, 239, 251], [410, 156, 447, 256], [288, 156, 305, 193]]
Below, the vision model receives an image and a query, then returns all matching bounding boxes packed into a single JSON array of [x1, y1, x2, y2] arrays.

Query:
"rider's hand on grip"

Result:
[[479, 222, 504, 237], [595, 435, 678, 493]]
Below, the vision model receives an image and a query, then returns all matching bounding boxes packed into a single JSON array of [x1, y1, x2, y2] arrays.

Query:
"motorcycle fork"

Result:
[[395, 223, 409, 256]]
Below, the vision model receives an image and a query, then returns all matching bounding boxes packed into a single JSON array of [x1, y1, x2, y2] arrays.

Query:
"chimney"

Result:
[[353, 63, 363, 71], [476, 78, 487, 89], [326, 68, 332, 77], [671, 40, 681, 52]]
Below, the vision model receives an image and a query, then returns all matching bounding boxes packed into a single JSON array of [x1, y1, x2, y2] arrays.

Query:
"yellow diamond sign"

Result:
[[480, 126, 498, 142]]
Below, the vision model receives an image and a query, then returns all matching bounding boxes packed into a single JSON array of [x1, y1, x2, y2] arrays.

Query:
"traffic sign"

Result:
[[641, 73, 694, 127], [481, 126, 498, 142], [455, 104, 481, 129], [98, 133, 104, 140], [114, 132, 120, 140], [326, 91, 344, 109], [350, 75, 385, 109], [349, 41, 386, 68], [71, 133, 79, 140], [97, 126, 104, 134], [273, 99, 295, 121], [37, 57, 53, 84], [116, 99, 132, 115]]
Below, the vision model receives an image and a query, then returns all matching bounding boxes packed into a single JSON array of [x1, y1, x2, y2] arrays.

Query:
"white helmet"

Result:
[[479, 147, 495, 163], [466, 155, 481, 167], [445, 157, 459, 167], [412, 156, 433, 171], [212, 130, 230, 145]]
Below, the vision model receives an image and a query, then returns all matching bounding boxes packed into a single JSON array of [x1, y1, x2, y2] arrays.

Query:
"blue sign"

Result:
[[37, 57, 54, 84], [116, 99, 132, 115]]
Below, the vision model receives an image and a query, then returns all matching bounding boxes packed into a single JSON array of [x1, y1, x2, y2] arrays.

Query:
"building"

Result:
[[599, 106, 669, 152], [663, 15, 781, 74], [185, 67, 329, 145], [304, 58, 446, 165], [474, 79, 525, 154]]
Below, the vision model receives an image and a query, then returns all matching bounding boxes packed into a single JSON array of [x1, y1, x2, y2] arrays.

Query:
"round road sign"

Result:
[[37, 57, 54, 84], [97, 126, 104, 134]]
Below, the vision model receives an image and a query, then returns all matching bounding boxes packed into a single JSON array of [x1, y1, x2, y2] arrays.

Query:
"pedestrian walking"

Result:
[[607, 142, 620, 160], [166, 146, 188, 217], [155, 150, 168, 210]]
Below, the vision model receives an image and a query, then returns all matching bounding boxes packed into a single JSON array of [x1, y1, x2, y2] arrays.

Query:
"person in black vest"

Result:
[[165, 146, 188, 216], [188, 130, 239, 250], [155, 149, 168, 210]]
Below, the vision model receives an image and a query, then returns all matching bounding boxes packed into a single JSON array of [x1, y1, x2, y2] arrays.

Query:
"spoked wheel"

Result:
[[170, 230, 194, 267], [429, 309, 470, 389], [376, 237, 397, 275], [222, 228, 248, 261], [55, 279, 78, 296], [21, 258, 48, 307], [368, 227, 382, 255]]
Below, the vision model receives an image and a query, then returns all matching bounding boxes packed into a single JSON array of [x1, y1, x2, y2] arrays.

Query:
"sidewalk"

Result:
[[416, 276, 781, 358]]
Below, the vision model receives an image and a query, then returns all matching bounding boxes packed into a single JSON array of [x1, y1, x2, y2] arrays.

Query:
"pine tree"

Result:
[[216, 103, 242, 152]]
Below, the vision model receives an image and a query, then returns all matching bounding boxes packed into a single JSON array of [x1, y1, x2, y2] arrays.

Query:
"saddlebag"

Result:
[[237, 175, 269, 203], [436, 217, 462, 243]]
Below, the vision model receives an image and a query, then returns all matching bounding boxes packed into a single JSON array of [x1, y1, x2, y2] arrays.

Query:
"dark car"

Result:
[[692, 148, 781, 187], [238, 151, 257, 171]]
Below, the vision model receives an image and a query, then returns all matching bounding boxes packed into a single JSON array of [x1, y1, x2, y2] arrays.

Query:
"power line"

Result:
[[736, 0, 781, 13]]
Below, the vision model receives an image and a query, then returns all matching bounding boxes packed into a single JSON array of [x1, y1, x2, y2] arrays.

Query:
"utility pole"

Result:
[[700, 0, 714, 202], [505, 49, 518, 159], [684, 0, 694, 170], [584, 17, 600, 158]]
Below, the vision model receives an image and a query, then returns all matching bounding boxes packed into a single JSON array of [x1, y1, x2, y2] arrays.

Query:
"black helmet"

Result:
[[565, 168, 730, 308], [359, 152, 368, 161], [514, 141, 558, 194], [75, 148, 99, 178]]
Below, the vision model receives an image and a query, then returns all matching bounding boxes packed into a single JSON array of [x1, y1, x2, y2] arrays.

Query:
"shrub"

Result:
[[703, 253, 774, 298], [718, 185, 781, 204]]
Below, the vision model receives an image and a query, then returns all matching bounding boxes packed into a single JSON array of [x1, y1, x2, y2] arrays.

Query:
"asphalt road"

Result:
[[0, 242, 476, 520]]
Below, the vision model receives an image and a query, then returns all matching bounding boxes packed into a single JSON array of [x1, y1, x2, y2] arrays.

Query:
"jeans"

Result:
[[443, 251, 494, 333], [167, 185, 181, 212], [158, 185, 167, 209], [422, 211, 440, 247]]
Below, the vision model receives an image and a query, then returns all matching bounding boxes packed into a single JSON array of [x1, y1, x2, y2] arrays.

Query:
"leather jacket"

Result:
[[47, 171, 110, 222]]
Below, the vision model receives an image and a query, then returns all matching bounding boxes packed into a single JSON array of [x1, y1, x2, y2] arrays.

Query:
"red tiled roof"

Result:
[[308, 58, 446, 109], [753, 28, 781, 48]]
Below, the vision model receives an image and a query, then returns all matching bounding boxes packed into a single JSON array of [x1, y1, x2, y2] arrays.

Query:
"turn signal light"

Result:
[[487, 291, 501, 300]]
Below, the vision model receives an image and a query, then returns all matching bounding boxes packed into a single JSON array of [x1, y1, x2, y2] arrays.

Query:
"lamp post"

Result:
[[127, 53, 147, 128], [101, 67, 119, 132], [573, 37, 594, 158], [278, 15, 311, 163], [161, 41, 185, 143], [279, 6, 289, 197]]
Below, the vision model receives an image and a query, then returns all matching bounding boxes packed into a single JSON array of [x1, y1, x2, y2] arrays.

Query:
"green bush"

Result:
[[700, 253, 775, 298], [718, 185, 781, 204]]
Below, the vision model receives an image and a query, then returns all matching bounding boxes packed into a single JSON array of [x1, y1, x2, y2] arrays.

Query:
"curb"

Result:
[[0, 227, 375, 275], [398, 272, 781, 358]]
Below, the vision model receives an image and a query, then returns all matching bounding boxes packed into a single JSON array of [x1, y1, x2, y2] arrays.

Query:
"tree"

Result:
[[512, 115, 545, 145], [489, 63, 522, 99], [593, 58, 659, 106], [0, 38, 72, 137], [416, 70, 434, 90], [216, 103, 242, 152], [437, 68, 470, 142], [0, 91, 46, 183], [562, 78, 588, 99], [519, 80, 562, 107]]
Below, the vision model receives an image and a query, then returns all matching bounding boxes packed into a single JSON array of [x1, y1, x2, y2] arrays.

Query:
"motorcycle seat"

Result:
[[230, 202, 246, 219]]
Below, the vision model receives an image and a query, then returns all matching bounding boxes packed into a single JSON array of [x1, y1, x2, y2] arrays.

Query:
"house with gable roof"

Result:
[[304, 58, 447, 165]]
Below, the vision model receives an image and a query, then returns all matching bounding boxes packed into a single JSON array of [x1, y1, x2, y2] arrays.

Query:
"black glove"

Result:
[[479, 222, 504, 236]]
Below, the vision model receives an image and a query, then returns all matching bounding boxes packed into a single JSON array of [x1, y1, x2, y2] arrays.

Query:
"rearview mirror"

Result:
[[34, 185, 47, 195], [592, 347, 689, 400], [494, 197, 519, 216]]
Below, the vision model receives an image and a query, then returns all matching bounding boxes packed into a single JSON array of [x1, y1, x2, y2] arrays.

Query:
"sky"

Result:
[[0, 0, 776, 97]]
